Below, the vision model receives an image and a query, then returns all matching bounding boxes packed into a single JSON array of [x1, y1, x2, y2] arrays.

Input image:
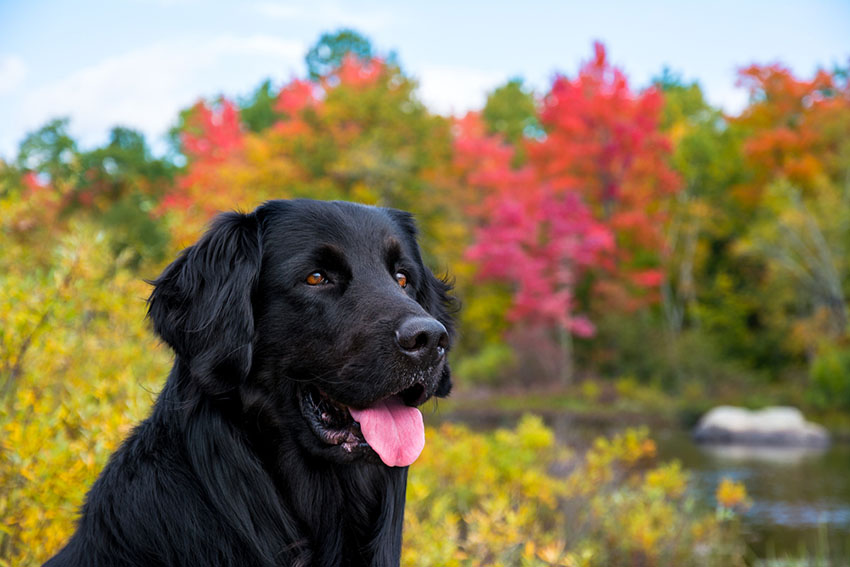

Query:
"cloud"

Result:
[[8, 35, 304, 156], [252, 1, 394, 33], [0, 55, 27, 95], [254, 2, 306, 20], [415, 65, 507, 117]]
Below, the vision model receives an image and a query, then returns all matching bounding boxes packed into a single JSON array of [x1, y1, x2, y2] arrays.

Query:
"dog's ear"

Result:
[[148, 211, 261, 390]]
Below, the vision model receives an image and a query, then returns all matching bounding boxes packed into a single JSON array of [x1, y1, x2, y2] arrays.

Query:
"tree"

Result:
[[456, 44, 682, 384], [239, 79, 283, 133], [481, 78, 540, 163], [305, 29, 375, 81], [456, 111, 614, 384], [529, 43, 680, 312], [734, 63, 850, 357], [653, 73, 748, 336], [10, 120, 174, 264], [16, 119, 77, 183]]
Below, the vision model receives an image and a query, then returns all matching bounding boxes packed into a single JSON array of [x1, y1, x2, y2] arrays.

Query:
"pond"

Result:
[[436, 409, 850, 563], [655, 428, 850, 561]]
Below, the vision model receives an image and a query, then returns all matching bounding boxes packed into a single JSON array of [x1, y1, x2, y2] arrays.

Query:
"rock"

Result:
[[693, 406, 830, 447]]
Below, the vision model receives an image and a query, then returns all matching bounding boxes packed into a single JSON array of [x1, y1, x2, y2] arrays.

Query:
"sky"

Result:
[[1, 0, 848, 160]]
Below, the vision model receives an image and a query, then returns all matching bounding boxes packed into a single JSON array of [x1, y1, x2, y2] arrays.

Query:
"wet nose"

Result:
[[395, 317, 449, 362]]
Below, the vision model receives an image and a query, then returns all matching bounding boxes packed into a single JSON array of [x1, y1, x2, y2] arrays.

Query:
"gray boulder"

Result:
[[693, 406, 830, 447]]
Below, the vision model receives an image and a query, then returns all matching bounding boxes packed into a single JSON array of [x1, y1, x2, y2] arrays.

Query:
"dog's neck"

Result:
[[256, 410, 409, 566], [282, 457, 408, 566], [161, 362, 409, 566]]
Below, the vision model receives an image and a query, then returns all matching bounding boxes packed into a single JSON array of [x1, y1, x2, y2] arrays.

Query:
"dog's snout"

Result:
[[395, 317, 448, 360]]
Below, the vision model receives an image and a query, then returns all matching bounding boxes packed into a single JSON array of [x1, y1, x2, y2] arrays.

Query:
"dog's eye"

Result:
[[306, 272, 328, 286], [395, 272, 408, 288]]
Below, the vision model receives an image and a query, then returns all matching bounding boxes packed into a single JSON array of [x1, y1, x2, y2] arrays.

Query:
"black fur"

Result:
[[45, 200, 455, 567]]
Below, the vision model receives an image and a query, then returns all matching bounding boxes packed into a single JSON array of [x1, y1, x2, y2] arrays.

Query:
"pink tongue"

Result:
[[349, 396, 425, 467]]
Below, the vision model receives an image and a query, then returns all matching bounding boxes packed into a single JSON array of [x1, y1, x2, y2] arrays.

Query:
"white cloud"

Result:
[[415, 65, 507, 117], [0, 55, 27, 95], [252, 1, 393, 33], [7, 35, 304, 156], [254, 2, 306, 20]]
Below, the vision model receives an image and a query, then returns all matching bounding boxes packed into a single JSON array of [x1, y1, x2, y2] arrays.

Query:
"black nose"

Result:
[[395, 317, 449, 361]]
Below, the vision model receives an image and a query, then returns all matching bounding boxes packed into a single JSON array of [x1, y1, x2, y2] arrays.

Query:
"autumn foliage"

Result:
[[1, 31, 849, 565]]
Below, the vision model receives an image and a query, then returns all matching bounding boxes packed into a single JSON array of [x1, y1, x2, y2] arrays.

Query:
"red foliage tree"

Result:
[[529, 43, 680, 309], [458, 111, 614, 381], [160, 99, 247, 227], [463, 44, 679, 344]]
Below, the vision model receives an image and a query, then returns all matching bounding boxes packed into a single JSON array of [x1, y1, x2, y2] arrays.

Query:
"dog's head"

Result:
[[148, 199, 455, 466]]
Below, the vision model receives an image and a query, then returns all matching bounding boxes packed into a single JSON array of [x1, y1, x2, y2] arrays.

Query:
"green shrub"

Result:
[[808, 342, 850, 411]]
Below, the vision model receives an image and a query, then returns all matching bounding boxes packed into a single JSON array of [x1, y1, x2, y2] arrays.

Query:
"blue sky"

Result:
[[1, 0, 848, 160]]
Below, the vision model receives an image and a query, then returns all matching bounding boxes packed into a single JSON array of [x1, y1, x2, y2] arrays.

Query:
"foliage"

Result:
[[0, 220, 170, 566], [530, 43, 680, 313], [305, 29, 376, 82], [460, 44, 679, 383], [482, 78, 541, 163], [4, 29, 849, 565], [239, 79, 283, 133], [404, 417, 746, 566], [808, 341, 850, 411], [6, 120, 174, 264], [466, 145, 615, 338]]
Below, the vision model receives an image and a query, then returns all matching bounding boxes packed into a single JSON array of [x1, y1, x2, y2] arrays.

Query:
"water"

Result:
[[435, 409, 850, 562], [654, 428, 850, 561]]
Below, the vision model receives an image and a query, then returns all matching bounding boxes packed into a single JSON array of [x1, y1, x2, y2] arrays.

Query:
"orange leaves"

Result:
[[734, 62, 850, 197]]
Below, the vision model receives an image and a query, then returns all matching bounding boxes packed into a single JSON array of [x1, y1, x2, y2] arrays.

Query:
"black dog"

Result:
[[45, 200, 455, 567]]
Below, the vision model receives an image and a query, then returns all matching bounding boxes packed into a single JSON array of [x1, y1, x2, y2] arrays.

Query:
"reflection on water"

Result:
[[437, 410, 850, 561], [654, 428, 850, 559], [699, 443, 828, 465]]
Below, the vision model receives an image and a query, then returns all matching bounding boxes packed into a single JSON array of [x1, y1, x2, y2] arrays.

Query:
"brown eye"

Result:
[[395, 272, 408, 288], [306, 272, 326, 285]]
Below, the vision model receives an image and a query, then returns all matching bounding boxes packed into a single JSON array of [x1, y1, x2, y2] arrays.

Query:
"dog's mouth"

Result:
[[299, 383, 428, 467]]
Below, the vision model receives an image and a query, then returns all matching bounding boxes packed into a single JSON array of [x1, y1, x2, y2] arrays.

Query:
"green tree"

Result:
[[305, 29, 374, 81], [482, 78, 540, 160], [239, 79, 283, 133], [16, 119, 77, 183]]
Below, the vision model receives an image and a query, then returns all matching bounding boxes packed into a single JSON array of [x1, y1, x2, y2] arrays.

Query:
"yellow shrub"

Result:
[[405, 419, 746, 567], [0, 222, 170, 566]]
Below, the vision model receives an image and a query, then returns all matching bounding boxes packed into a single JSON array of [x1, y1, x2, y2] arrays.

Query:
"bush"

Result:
[[587, 312, 759, 394], [404, 416, 746, 566], [808, 342, 850, 411], [0, 223, 171, 566]]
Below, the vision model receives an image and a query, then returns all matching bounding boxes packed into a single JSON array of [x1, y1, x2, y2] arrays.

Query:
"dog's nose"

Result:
[[395, 317, 449, 361]]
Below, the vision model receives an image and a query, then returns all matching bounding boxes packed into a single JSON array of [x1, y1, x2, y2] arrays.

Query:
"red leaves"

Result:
[[180, 99, 244, 162], [463, 43, 679, 339], [331, 54, 385, 88], [22, 172, 45, 195], [469, 187, 614, 334], [275, 79, 317, 116]]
